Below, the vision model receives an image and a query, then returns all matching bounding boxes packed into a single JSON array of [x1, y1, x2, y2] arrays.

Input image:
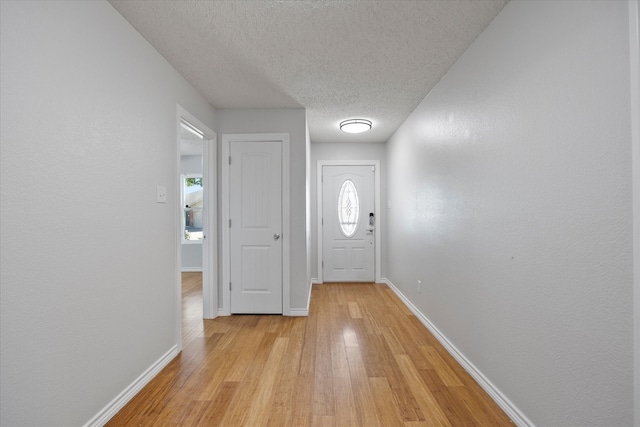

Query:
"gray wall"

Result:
[[385, 1, 634, 425], [215, 109, 310, 311], [181, 155, 203, 270], [0, 1, 217, 426], [310, 142, 387, 281]]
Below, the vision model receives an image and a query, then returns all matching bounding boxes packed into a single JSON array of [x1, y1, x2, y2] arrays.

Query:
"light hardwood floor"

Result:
[[107, 273, 513, 426]]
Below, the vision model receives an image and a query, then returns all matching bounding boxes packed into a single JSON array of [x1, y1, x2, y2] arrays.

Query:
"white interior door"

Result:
[[322, 165, 375, 282], [201, 135, 216, 319], [229, 140, 283, 313]]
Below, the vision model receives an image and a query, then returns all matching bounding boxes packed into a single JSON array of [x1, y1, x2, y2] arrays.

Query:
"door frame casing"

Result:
[[176, 105, 217, 350], [222, 133, 290, 316], [317, 160, 381, 284]]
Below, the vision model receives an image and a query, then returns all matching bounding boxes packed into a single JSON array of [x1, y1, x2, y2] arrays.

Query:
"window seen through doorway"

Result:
[[182, 174, 203, 243]]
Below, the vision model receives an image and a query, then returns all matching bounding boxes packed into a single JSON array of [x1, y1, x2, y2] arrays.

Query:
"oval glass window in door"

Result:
[[337, 179, 360, 237]]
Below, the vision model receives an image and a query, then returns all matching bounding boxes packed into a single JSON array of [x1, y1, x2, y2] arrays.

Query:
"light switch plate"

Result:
[[157, 186, 167, 203]]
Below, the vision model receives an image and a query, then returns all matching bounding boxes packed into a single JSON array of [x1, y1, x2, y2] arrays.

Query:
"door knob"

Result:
[[274, 233, 280, 240]]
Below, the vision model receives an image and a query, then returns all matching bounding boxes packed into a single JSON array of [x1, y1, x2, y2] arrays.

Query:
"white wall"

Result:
[[215, 109, 310, 311], [305, 115, 312, 294], [181, 155, 203, 271], [629, 2, 640, 425], [0, 1, 216, 426], [310, 142, 387, 281], [386, 1, 634, 425]]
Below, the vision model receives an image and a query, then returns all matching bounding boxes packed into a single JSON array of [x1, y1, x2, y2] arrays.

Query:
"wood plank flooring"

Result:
[[106, 273, 513, 426]]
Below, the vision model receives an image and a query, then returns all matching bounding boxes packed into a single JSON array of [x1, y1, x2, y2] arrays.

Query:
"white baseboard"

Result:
[[288, 280, 313, 316], [311, 277, 322, 284], [215, 280, 312, 317], [180, 267, 203, 272], [83, 345, 180, 427], [381, 278, 534, 427]]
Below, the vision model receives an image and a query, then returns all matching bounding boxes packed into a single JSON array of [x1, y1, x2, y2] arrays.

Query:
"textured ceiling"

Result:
[[109, 0, 508, 143]]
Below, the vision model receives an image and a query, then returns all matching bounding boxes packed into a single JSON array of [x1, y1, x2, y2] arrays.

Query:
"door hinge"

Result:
[[229, 282, 232, 290], [229, 156, 232, 165], [322, 261, 324, 268], [372, 166, 375, 172], [229, 219, 232, 228]]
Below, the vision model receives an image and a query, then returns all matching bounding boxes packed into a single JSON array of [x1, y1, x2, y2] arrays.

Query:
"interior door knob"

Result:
[[274, 233, 280, 240]]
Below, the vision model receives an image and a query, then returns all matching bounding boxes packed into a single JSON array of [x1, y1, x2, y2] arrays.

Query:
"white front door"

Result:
[[229, 140, 283, 313], [322, 165, 375, 282]]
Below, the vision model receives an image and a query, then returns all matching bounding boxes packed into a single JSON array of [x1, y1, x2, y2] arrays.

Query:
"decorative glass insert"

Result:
[[338, 179, 359, 237]]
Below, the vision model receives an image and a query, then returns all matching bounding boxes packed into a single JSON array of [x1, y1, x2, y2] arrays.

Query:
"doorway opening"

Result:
[[176, 106, 217, 349]]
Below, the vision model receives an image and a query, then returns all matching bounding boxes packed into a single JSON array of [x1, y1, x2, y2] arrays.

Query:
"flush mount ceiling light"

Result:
[[340, 119, 372, 134]]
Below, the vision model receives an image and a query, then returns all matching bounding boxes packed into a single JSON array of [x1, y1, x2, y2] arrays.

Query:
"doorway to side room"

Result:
[[176, 106, 217, 349]]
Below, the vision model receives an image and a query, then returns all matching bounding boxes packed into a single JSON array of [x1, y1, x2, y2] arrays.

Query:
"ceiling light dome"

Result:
[[340, 119, 372, 134]]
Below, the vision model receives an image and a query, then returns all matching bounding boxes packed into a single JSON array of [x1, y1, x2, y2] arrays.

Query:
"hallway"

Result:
[[107, 274, 512, 426]]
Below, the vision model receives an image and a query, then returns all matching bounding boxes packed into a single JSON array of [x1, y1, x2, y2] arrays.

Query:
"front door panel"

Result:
[[322, 165, 375, 282]]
